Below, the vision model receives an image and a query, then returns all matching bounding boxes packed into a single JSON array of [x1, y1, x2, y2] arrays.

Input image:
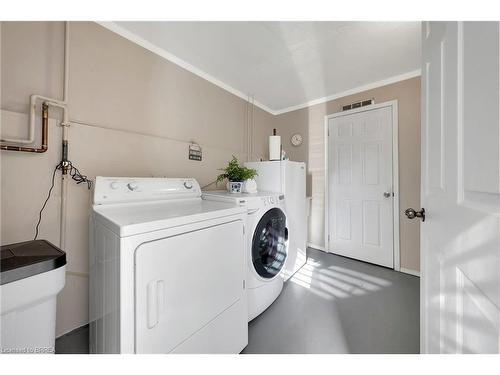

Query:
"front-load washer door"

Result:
[[134, 220, 244, 353], [251, 208, 288, 279]]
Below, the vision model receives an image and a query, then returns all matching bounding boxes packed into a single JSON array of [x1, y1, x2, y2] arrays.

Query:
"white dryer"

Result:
[[89, 177, 248, 353], [201, 191, 288, 321]]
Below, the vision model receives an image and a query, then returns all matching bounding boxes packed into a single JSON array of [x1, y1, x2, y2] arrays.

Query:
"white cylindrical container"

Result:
[[242, 179, 257, 194], [1, 240, 66, 354]]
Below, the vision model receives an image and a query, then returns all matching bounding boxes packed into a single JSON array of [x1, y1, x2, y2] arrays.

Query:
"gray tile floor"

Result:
[[242, 248, 420, 354], [56, 248, 419, 354], [55, 324, 89, 354]]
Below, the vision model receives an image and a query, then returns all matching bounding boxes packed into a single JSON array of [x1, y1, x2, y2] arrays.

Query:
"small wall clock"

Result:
[[291, 133, 303, 147]]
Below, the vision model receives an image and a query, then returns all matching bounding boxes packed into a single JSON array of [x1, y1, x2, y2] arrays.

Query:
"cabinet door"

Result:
[[135, 220, 244, 353], [283, 162, 307, 280]]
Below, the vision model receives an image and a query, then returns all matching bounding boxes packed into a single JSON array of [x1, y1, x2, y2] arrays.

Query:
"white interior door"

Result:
[[327, 104, 395, 268], [421, 21, 500, 353]]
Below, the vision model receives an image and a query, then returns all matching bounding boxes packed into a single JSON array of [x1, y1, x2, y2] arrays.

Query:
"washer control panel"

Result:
[[261, 196, 274, 206], [260, 195, 283, 207], [94, 177, 201, 205]]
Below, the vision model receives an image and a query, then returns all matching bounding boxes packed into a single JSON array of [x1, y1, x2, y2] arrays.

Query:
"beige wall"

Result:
[[274, 77, 421, 272], [0, 21, 273, 336], [1, 22, 420, 337]]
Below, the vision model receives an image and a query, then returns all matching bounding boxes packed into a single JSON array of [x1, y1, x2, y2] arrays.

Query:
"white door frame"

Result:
[[324, 100, 400, 271]]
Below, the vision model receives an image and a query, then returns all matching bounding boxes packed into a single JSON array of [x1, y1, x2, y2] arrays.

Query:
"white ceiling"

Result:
[[104, 21, 421, 114]]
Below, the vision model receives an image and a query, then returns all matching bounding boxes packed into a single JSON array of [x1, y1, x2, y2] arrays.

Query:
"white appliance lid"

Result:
[[92, 177, 245, 237], [93, 198, 245, 237]]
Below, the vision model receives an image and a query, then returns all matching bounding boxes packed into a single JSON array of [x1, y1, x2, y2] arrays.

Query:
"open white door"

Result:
[[420, 21, 500, 353]]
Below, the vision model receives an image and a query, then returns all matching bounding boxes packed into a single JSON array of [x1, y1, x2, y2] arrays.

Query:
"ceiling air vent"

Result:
[[342, 99, 375, 111]]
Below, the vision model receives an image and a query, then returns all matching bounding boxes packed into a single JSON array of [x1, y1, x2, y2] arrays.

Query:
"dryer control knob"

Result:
[[183, 181, 193, 189], [110, 181, 119, 190], [127, 182, 139, 191]]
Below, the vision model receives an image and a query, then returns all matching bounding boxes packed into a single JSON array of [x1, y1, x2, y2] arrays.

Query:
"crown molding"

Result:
[[272, 69, 422, 115], [96, 21, 276, 115]]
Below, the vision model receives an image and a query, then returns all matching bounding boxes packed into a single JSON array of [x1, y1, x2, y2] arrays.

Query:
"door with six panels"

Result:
[[327, 104, 395, 268]]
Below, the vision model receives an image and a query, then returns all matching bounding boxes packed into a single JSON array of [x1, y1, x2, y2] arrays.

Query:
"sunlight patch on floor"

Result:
[[289, 255, 392, 300]]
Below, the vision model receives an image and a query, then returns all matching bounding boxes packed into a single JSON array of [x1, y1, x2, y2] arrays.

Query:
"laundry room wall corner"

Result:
[[0, 21, 272, 336]]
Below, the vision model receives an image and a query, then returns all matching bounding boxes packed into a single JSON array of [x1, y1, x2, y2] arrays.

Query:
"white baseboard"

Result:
[[307, 244, 420, 277], [400, 267, 420, 277], [307, 242, 327, 252]]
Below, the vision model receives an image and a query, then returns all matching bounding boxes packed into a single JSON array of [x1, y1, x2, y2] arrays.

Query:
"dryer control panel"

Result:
[[93, 177, 201, 205]]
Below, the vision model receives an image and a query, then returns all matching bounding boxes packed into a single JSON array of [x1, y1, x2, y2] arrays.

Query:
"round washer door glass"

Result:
[[252, 207, 288, 279]]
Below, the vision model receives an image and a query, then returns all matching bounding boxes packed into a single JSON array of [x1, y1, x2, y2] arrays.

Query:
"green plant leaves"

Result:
[[216, 156, 258, 183]]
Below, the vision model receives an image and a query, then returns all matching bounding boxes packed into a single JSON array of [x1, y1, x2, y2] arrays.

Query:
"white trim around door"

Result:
[[324, 100, 400, 271]]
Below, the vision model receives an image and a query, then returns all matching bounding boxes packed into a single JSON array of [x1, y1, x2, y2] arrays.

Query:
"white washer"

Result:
[[201, 191, 288, 321], [89, 177, 248, 354], [245, 161, 307, 281]]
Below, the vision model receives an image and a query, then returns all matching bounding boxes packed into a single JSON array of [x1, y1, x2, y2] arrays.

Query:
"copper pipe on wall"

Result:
[[0, 103, 49, 153]]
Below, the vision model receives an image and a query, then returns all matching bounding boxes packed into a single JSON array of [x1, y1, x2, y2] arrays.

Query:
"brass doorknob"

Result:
[[405, 208, 425, 222]]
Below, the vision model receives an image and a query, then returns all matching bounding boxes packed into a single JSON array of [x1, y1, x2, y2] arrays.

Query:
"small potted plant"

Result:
[[217, 156, 258, 194]]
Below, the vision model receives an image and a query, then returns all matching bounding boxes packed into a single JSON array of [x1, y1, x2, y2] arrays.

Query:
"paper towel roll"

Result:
[[269, 135, 281, 160]]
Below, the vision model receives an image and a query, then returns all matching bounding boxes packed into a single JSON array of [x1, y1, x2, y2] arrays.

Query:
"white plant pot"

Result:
[[242, 179, 257, 194], [227, 181, 243, 194]]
